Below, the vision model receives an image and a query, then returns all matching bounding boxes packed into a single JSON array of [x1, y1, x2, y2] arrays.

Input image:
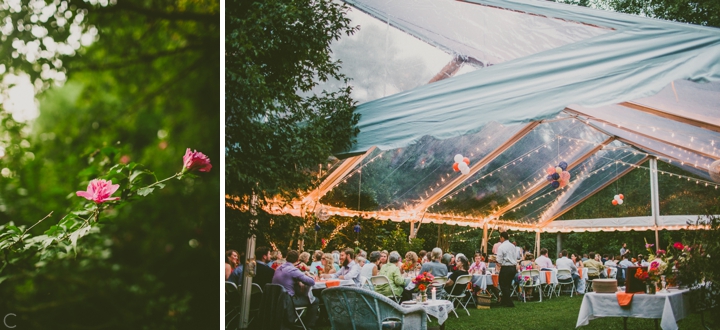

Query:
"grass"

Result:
[[316, 294, 710, 330]]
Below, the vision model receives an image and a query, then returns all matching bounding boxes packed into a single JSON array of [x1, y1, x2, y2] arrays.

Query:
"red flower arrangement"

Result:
[[296, 263, 308, 272], [412, 272, 435, 293], [316, 265, 323, 273]]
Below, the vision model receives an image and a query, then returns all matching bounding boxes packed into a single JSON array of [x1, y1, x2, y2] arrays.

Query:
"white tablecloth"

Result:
[[403, 299, 454, 325], [471, 274, 494, 290], [576, 289, 689, 330], [312, 279, 355, 289]]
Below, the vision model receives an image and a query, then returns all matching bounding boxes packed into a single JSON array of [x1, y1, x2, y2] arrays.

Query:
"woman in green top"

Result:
[[375, 252, 406, 299]]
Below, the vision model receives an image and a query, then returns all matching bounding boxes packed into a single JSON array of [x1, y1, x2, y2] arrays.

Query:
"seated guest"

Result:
[[272, 250, 318, 329], [270, 250, 285, 270], [377, 250, 389, 269], [226, 249, 239, 281], [356, 256, 366, 268], [604, 255, 618, 268], [295, 251, 311, 272], [326, 248, 361, 286], [618, 253, 634, 268], [319, 253, 337, 276], [468, 253, 487, 274], [556, 249, 580, 292], [360, 251, 380, 283], [637, 254, 649, 267], [446, 255, 470, 295], [617, 253, 634, 284], [535, 248, 554, 270], [228, 252, 245, 285], [309, 250, 324, 274], [442, 253, 453, 273], [254, 246, 276, 290], [403, 251, 420, 273], [420, 248, 449, 277], [375, 252, 406, 299], [418, 250, 428, 264], [583, 252, 605, 279]]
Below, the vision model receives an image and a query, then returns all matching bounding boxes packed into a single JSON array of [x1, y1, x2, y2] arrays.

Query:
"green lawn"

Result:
[[317, 294, 709, 330]]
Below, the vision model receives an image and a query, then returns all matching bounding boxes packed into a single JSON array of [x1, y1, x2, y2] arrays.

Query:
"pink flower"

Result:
[[76, 179, 120, 204], [656, 249, 666, 255], [645, 243, 654, 249], [182, 148, 212, 173], [674, 242, 685, 250]]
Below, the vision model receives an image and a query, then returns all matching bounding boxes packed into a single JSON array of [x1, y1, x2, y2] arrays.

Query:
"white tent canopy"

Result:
[[270, 0, 720, 237]]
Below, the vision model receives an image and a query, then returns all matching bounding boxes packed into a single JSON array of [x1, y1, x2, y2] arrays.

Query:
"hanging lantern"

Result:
[[353, 223, 361, 233]]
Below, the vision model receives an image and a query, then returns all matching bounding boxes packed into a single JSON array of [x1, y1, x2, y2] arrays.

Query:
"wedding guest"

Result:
[[356, 256, 366, 268], [403, 251, 420, 273], [253, 246, 275, 289], [446, 255, 469, 295], [270, 250, 285, 270], [620, 243, 628, 257], [420, 248, 448, 277], [583, 252, 604, 280], [581, 253, 589, 262], [514, 241, 524, 261], [309, 250, 323, 275], [497, 232, 518, 307], [637, 254, 649, 267], [378, 250, 389, 269], [320, 253, 337, 276], [361, 251, 380, 281], [225, 249, 239, 280], [571, 253, 584, 269], [604, 256, 618, 268], [326, 248, 361, 286], [468, 253, 487, 274], [297, 251, 311, 270], [375, 252, 405, 299], [227, 252, 245, 285], [535, 248, 554, 270], [556, 250, 580, 293], [418, 250, 428, 263], [272, 250, 318, 329], [442, 253, 453, 273], [492, 239, 502, 255]]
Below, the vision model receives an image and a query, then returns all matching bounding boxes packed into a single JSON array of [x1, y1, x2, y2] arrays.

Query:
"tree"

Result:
[[0, 0, 219, 328], [607, 0, 720, 27], [225, 0, 360, 208]]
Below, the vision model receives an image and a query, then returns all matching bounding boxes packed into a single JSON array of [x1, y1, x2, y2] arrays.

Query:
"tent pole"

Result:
[[239, 193, 258, 330], [482, 222, 488, 255], [409, 221, 415, 242], [535, 231, 540, 258], [650, 158, 661, 249]]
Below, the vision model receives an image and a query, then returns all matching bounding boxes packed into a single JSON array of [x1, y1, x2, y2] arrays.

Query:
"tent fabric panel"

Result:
[[343, 0, 607, 66], [342, 23, 720, 155]]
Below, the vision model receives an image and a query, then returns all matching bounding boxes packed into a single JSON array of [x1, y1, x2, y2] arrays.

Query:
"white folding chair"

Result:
[[605, 267, 617, 279], [446, 275, 473, 317], [294, 307, 308, 330], [519, 270, 542, 303], [432, 276, 449, 300], [540, 271, 556, 299], [370, 275, 401, 302], [556, 269, 576, 297], [585, 267, 599, 292], [360, 276, 374, 290]]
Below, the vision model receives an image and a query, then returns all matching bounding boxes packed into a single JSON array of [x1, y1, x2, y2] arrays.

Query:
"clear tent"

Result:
[[280, 0, 720, 237]]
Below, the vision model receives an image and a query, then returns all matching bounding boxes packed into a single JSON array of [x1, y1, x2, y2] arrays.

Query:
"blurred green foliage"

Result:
[[0, 0, 219, 329]]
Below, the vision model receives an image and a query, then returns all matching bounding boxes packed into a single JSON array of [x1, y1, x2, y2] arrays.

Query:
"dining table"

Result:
[[402, 299, 454, 330], [576, 288, 689, 330]]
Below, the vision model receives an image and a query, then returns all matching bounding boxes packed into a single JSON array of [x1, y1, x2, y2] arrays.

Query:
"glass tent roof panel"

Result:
[[306, 5, 452, 104], [570, 103, 720, 164], [426, 117, 610, 222], [632, 80, 720, 125], [319, 121, 525, 212], [503, 142, 649, 223], [343, 0, 609, 66]]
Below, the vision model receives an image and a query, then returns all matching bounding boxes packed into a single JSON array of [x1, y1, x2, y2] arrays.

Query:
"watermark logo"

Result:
[[3, 313, 15, 328]]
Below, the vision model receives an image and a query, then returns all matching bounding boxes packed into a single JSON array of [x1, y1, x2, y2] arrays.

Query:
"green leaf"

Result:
[[137, 187, 155, 196], [7, 226, 21, 234], [69, 226, 92, 252]]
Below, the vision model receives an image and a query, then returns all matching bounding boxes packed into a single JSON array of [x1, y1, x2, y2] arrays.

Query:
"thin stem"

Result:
[[23, 212, 53, 235], [145, 172, 181, 189]]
